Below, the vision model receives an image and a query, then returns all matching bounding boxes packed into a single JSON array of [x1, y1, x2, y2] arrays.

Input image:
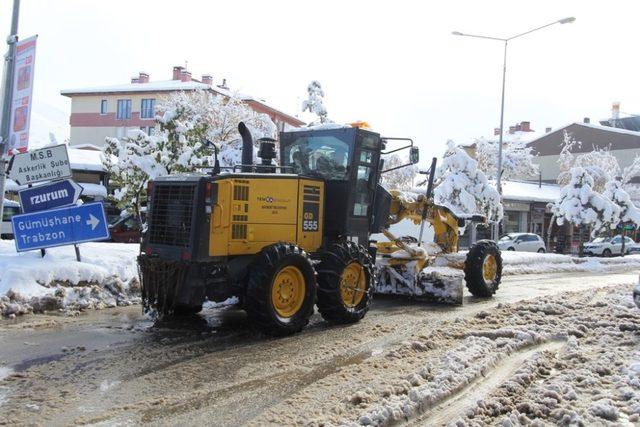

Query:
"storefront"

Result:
[[503, 201, 529, 234]]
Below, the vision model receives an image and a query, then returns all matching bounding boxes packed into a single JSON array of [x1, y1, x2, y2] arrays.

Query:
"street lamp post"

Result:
[[0, 0, 21, 226], [452, 17, 575, 240]]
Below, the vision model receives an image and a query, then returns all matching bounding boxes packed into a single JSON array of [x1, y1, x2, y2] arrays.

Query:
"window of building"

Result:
[[140, 98, 155, 119], [117, 99, 132, 120], [100, 99, 108, 115], [72, 171, 103, 185], [139, 126, 155, 135], [504, 211, 521, 234]]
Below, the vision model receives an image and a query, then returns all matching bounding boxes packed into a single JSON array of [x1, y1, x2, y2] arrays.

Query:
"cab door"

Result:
[[347, 131, 381, 242]]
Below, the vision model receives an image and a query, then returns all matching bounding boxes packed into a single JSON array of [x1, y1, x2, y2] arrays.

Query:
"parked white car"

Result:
[[583, 235, 635, 257], [1, 199, 20, 239], [498, 233, 546, 252]]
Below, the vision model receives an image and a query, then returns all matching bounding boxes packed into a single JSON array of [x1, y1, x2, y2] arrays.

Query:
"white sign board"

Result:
[[6, 35, 37, 157], [7, 144, 72, 185]]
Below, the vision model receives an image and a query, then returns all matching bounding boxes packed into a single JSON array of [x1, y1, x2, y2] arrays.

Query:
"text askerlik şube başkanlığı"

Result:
[[16, 159, 69, 183]]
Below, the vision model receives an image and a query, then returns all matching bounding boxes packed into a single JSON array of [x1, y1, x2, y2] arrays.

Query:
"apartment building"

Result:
[[60, 66, 305, 147]]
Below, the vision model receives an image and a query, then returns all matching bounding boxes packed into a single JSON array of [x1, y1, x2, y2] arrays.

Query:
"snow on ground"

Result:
[[0, 241, 140, 317], [442, 250, 640, 275], [256, 284, 640, 426]]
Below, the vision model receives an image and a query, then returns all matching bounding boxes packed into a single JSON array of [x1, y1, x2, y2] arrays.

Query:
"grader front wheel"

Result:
[[316, 242, 373, 324], [464, 240, 502, 297]]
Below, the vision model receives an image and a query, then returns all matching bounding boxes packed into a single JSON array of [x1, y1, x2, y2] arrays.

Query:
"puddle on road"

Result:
[[12, 353, 66, 372]]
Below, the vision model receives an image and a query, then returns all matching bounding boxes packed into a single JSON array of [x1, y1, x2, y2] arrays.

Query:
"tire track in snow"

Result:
[[406, 340, 567, 426]]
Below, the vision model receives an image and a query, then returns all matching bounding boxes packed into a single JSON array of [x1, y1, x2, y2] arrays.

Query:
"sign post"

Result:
[[0, 0, 21, 231]]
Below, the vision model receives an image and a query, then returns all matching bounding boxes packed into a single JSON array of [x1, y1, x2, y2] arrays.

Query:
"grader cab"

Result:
[[139, 122, 502, 336]]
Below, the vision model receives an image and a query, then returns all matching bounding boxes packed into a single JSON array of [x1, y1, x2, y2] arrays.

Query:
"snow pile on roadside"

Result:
[[441, 251, 640, 275], [0, 241, 140, 317]]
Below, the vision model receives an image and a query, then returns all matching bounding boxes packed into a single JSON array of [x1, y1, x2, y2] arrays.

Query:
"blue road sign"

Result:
[[18, 179, 83, 213], [11, 202, 110, 252]]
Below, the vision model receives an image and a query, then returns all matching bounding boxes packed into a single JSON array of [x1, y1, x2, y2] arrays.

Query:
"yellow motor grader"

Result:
[[138, 122, 502, 335]]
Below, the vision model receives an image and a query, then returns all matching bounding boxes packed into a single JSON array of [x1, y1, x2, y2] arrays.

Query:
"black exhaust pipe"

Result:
[[238, 122, 253, 172]]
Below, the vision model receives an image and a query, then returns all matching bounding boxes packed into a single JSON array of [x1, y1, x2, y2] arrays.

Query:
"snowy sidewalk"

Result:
[[0, 241, 140, 317]]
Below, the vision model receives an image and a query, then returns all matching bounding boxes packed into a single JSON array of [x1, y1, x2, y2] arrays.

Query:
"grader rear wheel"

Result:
[[316, 242, 373, 324], [244, 243, 316, 336], [464, 240, 502, 297]]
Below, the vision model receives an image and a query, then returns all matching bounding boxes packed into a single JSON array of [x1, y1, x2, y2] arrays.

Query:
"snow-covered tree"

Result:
[[602, 179, 640, 254], [623, 155, 640, 185], [621, 156, 640, 204], [432, 141, 503, 221], [549, 167, 621, 237], [603, 179, 640, 225], [381, 154, 417, 189], [103, 130, 167, 222], [103, 90, 276, 217], [557, 130, 581, 185], [157, 90, 276, 168], [475, 138, 538, 180], [556, 131, 619, 192], [301, 80, 329, 124]]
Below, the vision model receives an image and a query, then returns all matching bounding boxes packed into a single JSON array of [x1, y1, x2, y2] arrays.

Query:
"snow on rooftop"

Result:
[[72, 143, 102, 151], [288, 122, 350, 132], [501, 180, 560, 203], [61, 80, 212, 95], [68, 147, 104, 172], [567, 121, 640, 137], [60, 79, 255, 102], [460, 129, 545, 148], [79, 183, 108, 198], [522, 121, 640, 146]]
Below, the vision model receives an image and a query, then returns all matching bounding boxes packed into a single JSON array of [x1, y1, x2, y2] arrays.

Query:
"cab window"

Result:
[[282, 135, 350, 180], [353, 165, 372, 216]]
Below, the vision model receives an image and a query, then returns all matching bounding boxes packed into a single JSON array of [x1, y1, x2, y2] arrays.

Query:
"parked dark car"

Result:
[[109, 214, 145, 243]]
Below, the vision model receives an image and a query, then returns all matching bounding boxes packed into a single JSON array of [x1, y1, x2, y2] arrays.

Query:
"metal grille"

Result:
[[233, 185, 249, 201], [148, 184, 196, 247], [232, 223, 247, 239]]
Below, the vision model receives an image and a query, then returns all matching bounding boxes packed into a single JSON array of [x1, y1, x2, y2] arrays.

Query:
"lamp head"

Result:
[[558, 17, 576, 24]]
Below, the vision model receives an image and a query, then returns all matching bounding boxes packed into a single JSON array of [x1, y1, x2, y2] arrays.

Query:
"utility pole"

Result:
[[0, 0, 20, 225], [452, 16, 575, 241]]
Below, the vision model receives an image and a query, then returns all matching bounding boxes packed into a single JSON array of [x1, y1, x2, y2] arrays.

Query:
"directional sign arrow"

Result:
[[18, 179, 83, 213], [86, 214, 100, 230], [7, 144, 72, 185]]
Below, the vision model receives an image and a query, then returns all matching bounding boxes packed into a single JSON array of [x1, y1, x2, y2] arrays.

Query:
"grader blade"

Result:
[[374, 260, 464, 305]]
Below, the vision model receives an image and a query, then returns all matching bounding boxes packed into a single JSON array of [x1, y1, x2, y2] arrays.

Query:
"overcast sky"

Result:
[[0, 0, 638, 161]]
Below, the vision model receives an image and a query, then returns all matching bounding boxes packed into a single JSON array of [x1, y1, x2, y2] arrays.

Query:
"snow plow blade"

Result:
[[374, 258, 464, 305]]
